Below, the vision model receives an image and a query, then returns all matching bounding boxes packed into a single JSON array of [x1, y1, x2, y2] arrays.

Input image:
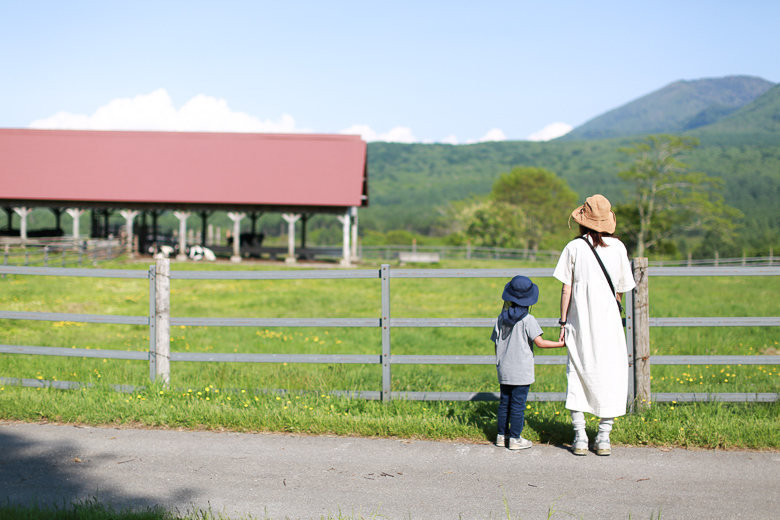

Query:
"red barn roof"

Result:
[[0, 128, 367, 213]]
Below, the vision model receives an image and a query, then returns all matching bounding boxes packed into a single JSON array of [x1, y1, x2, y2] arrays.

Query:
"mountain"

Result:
[[559, 76, 775, 141], [692, 83, 780, 145]]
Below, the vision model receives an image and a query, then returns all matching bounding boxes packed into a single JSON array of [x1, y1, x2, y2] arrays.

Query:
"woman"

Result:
[[553, 194, 636, 456]]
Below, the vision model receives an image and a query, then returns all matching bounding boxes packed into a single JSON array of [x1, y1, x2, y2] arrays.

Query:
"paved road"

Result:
[[1, 422, 778, 519]]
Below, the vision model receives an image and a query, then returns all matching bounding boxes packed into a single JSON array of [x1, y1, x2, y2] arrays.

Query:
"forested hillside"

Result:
[[362, 138, 780, 255], [693, 84, 780, 145]]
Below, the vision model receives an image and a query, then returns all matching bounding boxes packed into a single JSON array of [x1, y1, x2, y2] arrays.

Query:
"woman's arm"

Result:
[[559, 283, 571, 342], [534, 335, 565, 349]]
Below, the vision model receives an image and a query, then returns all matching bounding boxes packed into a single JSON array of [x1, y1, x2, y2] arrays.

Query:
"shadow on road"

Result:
[[0, 425, 195, 511]]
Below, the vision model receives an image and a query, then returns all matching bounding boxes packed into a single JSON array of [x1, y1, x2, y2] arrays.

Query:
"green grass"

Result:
[[0, 255, 778, 449], [0, 497, 663, 520]]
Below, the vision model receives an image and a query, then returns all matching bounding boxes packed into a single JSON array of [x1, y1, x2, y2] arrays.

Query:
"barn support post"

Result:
[[51, 208, 63, 234], [13, 207, 30, 241], [198, 211, 212, 246], [350, 207, 359, 261], [300, 214, 309, 249], [173, 211, 190, 261], [227, 212, 245, 263], [337, 210, 351, 267], [633, 258, 651, 411], [282, 213, 301, 264], [153, 257, 171, 386], [3, 207, 13, 232], [119, 210, 139, 256], [248, 212, 262, 248], [102, 209, 113, 238]]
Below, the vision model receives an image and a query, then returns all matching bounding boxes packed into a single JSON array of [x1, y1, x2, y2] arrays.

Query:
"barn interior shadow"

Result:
[[0, 425, 197, 513]]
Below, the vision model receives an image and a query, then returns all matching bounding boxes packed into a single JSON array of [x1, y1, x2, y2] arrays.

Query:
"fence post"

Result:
[[633, 258, 651, 411], [625, 277, 635, 412], [44, 246, 49, 267], [154, 257, 171, 386], [148, 265, 157, 381], [381, 264, 391, 402]]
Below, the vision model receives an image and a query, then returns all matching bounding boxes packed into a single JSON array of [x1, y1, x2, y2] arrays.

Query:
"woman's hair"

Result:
[[578, 224, 610, 248]]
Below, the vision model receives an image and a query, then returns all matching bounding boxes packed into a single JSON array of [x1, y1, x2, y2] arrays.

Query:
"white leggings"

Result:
[[571, 411, 614, 436]]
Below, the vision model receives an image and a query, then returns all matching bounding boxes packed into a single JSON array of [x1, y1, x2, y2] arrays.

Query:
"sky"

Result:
[[1, 1, 778, 144]]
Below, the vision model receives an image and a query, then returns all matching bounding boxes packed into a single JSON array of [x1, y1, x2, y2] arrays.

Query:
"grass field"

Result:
[[0, 256, 778, 449]]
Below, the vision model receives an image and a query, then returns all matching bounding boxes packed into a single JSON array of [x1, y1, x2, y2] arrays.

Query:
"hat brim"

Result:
[[571, 205, 617, 234], [502, 283, 539, 307]]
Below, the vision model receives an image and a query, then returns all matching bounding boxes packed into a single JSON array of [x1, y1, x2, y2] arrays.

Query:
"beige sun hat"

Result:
[[570, 194, 616, 234]]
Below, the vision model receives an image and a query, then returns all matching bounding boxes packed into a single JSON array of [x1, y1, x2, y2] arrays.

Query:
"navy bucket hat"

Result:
[[502, 276, 539, 307]]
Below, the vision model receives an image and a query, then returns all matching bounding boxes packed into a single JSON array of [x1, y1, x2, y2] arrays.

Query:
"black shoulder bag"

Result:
[[577, 236, 624, 315]]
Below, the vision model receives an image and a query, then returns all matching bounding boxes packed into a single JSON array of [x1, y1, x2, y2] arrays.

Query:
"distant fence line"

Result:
[[2, 236, 775, 268], [1, 261, 778, 407], [1, 237, 122, 268], [359, 244, 776, 268]]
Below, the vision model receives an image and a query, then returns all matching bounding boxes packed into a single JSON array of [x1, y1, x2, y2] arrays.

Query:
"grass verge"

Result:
[[1, 383, 778, 449]]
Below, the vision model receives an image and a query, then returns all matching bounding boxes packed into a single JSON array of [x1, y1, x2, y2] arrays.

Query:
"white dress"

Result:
[[553, 235, 636, 418]]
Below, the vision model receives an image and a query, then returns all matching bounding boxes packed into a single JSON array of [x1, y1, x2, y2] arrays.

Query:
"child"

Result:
[[491, 275, 565, 450]]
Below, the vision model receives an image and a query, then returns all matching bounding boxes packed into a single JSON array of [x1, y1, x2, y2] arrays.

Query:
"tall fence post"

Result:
[[381, 264, 391, 402], [625, 275, 635, 412], [154, 257, 171, 386], [633, 258, 651, 411], [148, 265, 157, 381]]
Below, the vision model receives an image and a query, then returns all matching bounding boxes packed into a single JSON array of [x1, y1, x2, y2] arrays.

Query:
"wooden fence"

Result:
[[1, 260, 778, 407]]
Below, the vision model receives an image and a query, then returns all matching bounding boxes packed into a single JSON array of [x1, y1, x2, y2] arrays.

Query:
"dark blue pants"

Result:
[[497, 384, 530, 439]]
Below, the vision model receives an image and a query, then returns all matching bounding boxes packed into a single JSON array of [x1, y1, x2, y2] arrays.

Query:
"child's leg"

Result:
[[570, 410, 588, 455], [496, 384, 512, 437], [507, 385, 530, 439]]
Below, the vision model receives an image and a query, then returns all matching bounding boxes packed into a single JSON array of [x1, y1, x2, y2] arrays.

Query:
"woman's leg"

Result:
[[507, 385, 530, 439], [596, 417, 614, 455], [570, 410, 588, 455]]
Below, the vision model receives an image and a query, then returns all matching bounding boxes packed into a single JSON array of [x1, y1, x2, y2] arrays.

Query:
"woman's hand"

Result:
[[559, 326, 565, 343]]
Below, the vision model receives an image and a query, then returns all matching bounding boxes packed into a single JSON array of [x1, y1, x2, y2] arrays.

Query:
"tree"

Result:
[[490, 167, 578, 251], [449, 200, 528, 249], [618, 135, 742, 257]]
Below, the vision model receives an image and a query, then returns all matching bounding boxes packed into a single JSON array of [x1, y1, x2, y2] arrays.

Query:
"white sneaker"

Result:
[[572, 432, 588, 456], [508, 437, 532, 450], [595, 434, 611, 456], [495, 434, 506, 447]]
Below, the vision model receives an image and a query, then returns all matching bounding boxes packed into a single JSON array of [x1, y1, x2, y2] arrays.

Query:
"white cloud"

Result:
[[527, 122, 573, 142], [340, 124, 417, 143], [29, 89, 304, 133], [477, 128, 507, 142], [440, 134, 459, 145]]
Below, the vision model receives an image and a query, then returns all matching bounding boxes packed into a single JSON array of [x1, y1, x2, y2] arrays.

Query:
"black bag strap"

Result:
[[577, 236, 623, 314]]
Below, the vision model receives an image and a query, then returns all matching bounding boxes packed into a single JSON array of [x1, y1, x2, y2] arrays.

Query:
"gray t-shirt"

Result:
[[490, 313, 543, 386]]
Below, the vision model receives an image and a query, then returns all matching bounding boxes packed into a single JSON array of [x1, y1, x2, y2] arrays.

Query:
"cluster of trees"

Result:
[[443, 135, 743, 258]]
